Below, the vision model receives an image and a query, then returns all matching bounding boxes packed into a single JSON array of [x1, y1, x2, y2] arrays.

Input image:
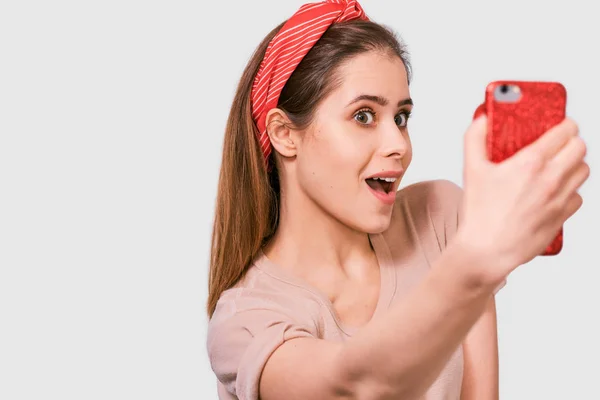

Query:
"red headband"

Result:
[[250, 0, 369, 167]]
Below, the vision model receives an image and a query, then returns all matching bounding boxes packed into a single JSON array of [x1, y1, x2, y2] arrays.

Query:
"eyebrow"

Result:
[[347, 94, 413, 108]]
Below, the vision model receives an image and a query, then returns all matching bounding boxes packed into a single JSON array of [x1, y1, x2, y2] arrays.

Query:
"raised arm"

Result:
[[460, 296, 500, 400], [259, 116, 586, 400], [259, 238, 498, 400]]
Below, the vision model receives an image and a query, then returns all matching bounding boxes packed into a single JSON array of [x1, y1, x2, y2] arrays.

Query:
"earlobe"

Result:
[[265, 108, 297, 158]]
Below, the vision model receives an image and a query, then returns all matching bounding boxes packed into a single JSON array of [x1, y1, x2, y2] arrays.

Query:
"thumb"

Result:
[[464, 115, 490, 168]]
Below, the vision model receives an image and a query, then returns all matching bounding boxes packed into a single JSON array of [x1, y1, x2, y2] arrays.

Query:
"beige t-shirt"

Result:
[[207, 179, 505, 399]]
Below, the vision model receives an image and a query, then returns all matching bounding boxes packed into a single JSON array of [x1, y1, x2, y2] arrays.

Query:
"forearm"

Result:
[[336, 237, 503, 400], [460, 297, 500, 400]]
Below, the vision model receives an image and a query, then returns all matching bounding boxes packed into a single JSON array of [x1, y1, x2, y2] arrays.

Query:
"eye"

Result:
[[394, 112, 410, 127], [354, 110, 375, 125]]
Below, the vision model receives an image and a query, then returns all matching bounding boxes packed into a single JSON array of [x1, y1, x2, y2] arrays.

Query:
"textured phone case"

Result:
[[473, 80, 567, 256]]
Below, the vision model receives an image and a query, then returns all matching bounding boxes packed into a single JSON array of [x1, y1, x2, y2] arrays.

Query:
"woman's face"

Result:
[[294, 50, 413, 233]]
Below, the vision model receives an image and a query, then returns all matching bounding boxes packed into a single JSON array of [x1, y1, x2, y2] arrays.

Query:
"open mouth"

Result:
[[365, 177, 395, 194]]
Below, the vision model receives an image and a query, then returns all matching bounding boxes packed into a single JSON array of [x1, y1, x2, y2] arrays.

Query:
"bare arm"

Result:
[[258, 101, 588, 400], [259, 237, 504, 400], [460, 297, 500, 400]]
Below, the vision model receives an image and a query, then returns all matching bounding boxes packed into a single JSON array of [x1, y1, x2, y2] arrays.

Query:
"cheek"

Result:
[[304, 126, 369, 171], [403, 133, 413, 169], [297, 130, 368, 193]]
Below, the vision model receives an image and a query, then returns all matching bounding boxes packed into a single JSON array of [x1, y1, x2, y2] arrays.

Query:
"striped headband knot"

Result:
[[250, 0, 369, 168]]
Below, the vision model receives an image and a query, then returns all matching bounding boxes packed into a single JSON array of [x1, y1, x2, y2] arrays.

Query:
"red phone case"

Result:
[[473, 80, 567, 256]]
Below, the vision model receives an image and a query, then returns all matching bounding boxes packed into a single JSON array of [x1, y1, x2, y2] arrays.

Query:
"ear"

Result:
[[265, 108, 297, 158]]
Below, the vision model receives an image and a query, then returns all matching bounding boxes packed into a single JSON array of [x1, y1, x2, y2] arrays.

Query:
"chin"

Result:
[[358, 212, 393, 234]]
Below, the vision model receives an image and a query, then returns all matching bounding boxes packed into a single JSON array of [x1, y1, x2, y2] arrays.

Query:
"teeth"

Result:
[[372, 177, 396, 182]]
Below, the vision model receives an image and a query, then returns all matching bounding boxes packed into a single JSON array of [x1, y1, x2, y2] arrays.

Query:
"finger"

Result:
[[562, 192, 584, 221], [548, 136, 587, 181], [560, 162, 590, 199], [543, 192, 583, 239], [513, 118, 578, 164], [464, 115, 489, 167]]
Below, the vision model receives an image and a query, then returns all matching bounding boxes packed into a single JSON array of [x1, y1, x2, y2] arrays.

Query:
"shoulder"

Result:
[[384, 179, 464, 251], [207, 266, 320, 398], [208, 265, 322, 341], [396, 179, 463, 215], [210, 263, 323, 328], [391, 179, 463, 227]]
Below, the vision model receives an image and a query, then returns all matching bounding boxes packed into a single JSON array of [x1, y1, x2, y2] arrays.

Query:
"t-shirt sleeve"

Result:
[[430, 179, 506, 294], [206, 297, 317, 400]]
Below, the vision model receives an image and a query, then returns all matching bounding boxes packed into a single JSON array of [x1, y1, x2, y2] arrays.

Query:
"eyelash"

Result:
[[353, 107, 412, 128]]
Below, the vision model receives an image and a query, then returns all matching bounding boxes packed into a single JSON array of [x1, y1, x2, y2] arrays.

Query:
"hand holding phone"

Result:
[[456, 82, 588, 284], [473, 81, 568, 256]]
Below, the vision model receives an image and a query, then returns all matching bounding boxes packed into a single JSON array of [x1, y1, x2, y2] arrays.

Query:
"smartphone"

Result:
[[473, 80, 567, 256]]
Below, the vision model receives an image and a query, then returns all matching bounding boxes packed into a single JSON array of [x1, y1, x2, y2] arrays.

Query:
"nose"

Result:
[[379, 121, 410, 159]]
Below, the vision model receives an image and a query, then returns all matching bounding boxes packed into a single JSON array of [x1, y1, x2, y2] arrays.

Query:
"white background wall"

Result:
[[1, 0, 598, 398]]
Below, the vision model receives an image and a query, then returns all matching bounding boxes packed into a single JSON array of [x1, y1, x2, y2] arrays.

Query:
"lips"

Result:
[[364, 170, 403, 205], [365, 176, 395, 194]]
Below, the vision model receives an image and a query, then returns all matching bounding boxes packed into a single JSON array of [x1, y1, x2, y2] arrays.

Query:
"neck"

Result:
[[264, 184, 376, 280]]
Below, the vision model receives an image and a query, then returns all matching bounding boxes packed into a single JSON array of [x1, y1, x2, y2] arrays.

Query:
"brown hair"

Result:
[[207, 20, 411, 317]]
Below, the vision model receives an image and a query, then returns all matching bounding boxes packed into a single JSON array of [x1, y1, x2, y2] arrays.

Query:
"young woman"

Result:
[[206, 1, 588, 399]]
